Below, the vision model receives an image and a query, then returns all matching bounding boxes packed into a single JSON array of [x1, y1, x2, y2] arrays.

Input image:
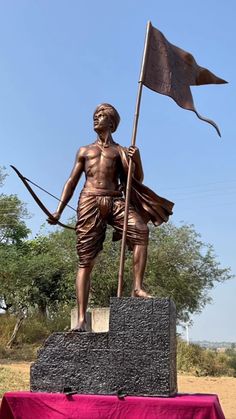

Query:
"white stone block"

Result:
[[71, 307, 110, 332]]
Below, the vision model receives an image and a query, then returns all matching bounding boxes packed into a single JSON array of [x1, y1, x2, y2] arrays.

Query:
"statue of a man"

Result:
[[48, 103, 173, 331]]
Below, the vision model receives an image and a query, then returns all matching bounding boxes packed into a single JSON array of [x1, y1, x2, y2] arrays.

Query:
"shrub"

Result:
[[177, 339, 203, 373], [177, 338, 235, 376], [0, 314, 17, 347], [19, 318, 49, 344]]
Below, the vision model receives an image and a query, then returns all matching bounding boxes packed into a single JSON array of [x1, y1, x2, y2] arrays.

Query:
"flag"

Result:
[[142, 22, 227, 136]]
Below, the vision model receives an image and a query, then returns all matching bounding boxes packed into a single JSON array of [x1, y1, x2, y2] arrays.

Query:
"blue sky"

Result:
[[1, 1, 235, 341]]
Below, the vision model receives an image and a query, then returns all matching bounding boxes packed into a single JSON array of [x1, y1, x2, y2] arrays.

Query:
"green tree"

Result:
[[0, 167, 31, 312], [0, 165, 30, 245], [88, 223, 232, 323], [145, 223, 232, 322], [0, 168, 232, 341], [0, 167, 31, 346], [0, 194, 30, 245], [177, 339, 234, 376], [21, 230, 77, 316]]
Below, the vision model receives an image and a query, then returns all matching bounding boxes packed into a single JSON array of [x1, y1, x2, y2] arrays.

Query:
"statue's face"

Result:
[[93, 107, 112, 132]]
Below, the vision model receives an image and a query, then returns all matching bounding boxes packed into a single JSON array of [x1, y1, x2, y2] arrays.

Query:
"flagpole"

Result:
[[117, 21, 152, 297]]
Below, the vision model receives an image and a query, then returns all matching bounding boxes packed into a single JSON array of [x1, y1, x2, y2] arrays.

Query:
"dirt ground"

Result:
[[178, 374, 236, 419], [0, 361, 30, 397], [0, 362, 235, 418]]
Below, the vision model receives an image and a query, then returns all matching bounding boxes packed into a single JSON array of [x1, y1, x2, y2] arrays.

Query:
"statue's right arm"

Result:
[[48, 148, 85, 223]]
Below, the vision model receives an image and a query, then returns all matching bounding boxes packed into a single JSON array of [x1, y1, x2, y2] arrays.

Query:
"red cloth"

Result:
[[0, 392, 225, 419]]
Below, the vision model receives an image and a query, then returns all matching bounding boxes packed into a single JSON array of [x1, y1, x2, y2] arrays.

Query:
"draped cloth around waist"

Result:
[[80, 188, 123, 197], [76, 189, 148, 267]]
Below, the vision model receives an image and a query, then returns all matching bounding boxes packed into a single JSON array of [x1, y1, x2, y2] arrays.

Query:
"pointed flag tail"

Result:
[[194, 110, 221, 137], [142, 23, 228, 136]]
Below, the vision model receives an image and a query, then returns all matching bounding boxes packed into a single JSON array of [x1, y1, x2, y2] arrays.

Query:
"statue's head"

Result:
[[93, 103, 120, 133]]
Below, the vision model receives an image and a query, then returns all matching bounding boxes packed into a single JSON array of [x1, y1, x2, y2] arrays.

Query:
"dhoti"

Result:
[[76, 189, 149, 268]]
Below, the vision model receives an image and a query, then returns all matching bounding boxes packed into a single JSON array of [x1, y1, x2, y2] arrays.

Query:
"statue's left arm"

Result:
[[128, 146, 144, 182]]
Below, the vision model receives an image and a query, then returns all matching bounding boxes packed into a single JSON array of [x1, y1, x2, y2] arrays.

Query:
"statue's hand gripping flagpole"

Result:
[[10, 165, 76, 231]]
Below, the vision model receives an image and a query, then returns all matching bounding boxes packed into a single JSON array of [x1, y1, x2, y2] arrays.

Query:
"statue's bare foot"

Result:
[[71, 320, 87, 332], [132, 288, 152, 298]]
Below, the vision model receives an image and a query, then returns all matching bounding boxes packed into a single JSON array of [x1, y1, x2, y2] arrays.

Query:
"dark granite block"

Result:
[[109, 297, 153, 332], [152, 298, 176, 332], [31, 297, 177, 396], [152, 333, 171, 352], [109, 331, 153, 350]]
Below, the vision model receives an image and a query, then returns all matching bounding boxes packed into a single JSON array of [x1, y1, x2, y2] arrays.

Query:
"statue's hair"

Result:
[[94, 103, 120, 132]]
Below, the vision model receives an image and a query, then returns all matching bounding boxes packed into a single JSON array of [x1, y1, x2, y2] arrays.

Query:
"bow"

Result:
[[10, 165, 76, 231]]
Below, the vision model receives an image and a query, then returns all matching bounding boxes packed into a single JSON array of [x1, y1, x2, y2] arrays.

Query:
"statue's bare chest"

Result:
[[85, 144, 120, 171]]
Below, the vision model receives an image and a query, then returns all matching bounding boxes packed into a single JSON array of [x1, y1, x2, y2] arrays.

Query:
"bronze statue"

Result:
[[48, 104, 173, 331], [12, 20, 226, 333]]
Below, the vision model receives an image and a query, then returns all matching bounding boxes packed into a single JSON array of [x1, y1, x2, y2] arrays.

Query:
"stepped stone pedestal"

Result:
[[31, 298, 177, 396], [71, 307, 110, 332]]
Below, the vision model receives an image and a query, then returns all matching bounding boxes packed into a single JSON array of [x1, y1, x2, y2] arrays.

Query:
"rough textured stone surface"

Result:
[[31, 297, 177, 396]]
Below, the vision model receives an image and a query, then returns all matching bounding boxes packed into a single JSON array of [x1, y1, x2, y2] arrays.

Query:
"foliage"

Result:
[[0, 168, 31, 318], [0, 309, 71, 360], [225, 349, 236, 376], [0, 224, 76, 317], [0, 314, 40, 360], [177, 339, 236, 376], [145, 223, 232, 322], [16, 233, 76, 316], [91, 223, 232, 324], [0, 166, 233, 345], [177, 339, 203, 373], [1, 220, 231, 322], [0, 314, 16, 346], [0, 194, 30, 244], [0, 166, 30, 245]]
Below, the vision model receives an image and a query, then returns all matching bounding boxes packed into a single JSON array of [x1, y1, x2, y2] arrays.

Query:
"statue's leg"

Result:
[[74, 194, 107, 331], [132, 244, 152, 298], [72, 261, 96, 332], [111, 199, 151, 297]]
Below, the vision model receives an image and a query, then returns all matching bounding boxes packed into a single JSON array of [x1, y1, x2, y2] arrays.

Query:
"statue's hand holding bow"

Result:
[[47, 212, 61, 225]]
